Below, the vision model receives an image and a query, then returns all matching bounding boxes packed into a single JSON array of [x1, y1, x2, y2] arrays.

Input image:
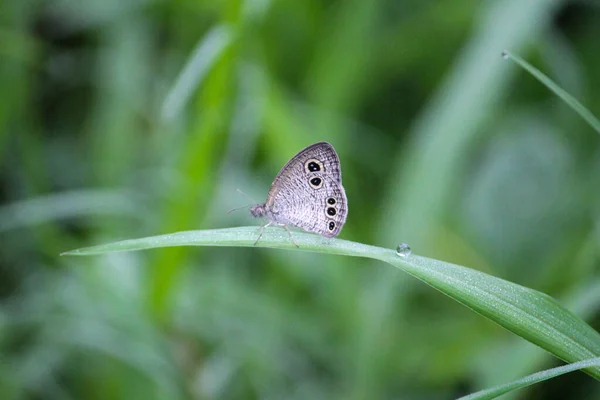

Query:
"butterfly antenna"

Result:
[[227, 203, 253, 214], [236, 188, 257, 203], [227, 189, 258, 214]]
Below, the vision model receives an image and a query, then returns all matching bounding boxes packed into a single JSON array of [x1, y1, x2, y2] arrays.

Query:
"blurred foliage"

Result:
[[1, 0, 600, 399]]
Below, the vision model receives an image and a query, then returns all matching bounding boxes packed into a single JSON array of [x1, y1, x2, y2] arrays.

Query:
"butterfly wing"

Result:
[[265, 142, 347, 237]]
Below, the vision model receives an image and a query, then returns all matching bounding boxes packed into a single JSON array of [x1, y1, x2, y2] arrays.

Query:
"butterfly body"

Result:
[[250, 142, 348, 244]]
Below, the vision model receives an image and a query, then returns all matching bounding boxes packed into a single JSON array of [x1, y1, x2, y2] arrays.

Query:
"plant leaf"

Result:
[[502, 50, 600, 135], [459, 357, 600, 400], [62, 227, 600, 380], [160, 24, 233, 121]]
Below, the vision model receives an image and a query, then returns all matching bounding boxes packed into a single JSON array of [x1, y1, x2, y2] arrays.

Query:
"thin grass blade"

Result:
[[62, 227, 600, 380], [459, 357, 600, 400], [502, 50, 600, 135]]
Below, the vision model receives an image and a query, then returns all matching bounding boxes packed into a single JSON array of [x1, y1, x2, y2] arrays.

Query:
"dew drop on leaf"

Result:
[[395, 243, 411, 257]]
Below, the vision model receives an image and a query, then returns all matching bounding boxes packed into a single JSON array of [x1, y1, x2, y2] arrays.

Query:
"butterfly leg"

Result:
[[282, 225, 300, 248], [254, 222, 271, 246]]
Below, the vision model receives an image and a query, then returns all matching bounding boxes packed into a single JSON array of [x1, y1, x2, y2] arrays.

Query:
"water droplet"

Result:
[[501, 50, 509, 60], [395, 243, 411, 257]]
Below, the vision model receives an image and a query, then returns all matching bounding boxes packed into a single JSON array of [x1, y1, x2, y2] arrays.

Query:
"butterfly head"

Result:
[[249, 204, 267, 218]]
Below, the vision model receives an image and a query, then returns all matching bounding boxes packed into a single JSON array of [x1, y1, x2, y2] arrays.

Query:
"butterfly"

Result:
[[249, 142, 348, 246]]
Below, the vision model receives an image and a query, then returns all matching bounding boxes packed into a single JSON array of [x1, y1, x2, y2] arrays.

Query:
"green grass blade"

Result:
[[0, 189, 141, 232], [459, 357, 600, 400], [160, 24, 233, 121], [502, 50, 600, 135], [62, 227, 600, 380]]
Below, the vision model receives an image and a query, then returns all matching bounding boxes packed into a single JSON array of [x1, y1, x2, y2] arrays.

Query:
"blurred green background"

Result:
[[1, 0, 600, 399]]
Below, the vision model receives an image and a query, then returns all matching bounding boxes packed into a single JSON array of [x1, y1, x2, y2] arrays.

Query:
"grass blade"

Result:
[[502, 50, 600, 135], [0, 189, 140, 232], [459, 357, 600, 400], [160, 24, 233, 121], [62, 227, 600, 380]]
